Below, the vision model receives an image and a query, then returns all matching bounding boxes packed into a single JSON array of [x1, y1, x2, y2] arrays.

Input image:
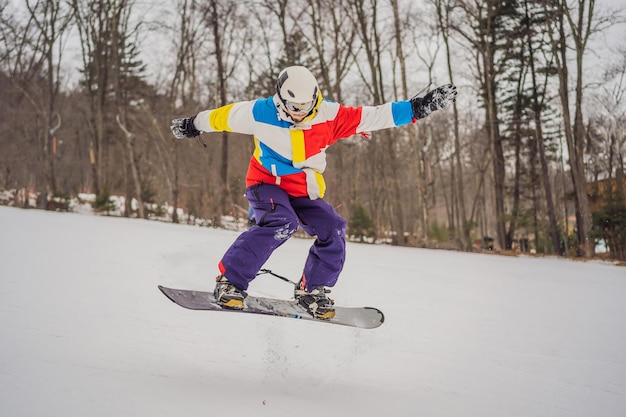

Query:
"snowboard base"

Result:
[[158, 285, 384, 329]]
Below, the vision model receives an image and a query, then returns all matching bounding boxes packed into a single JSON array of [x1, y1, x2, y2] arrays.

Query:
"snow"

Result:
[[1, 206, 625, 417]]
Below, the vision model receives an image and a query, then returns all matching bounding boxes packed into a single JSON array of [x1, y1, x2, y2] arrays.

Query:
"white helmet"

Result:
[[276, 66, 320, 115]]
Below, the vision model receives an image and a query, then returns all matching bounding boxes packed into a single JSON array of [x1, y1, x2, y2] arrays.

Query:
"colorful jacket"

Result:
[[194, 94, 415, 199]]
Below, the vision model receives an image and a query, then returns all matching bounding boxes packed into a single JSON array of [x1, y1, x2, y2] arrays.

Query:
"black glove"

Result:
[[410, 84, 457, 119], [170, 115, 201, 139]]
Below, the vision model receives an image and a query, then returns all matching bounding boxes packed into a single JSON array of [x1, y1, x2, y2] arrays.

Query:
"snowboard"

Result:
[[158, 285, 384, 329]]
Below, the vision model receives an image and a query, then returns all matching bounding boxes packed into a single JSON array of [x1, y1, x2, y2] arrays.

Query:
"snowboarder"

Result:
[[171, 65, 457, 319]]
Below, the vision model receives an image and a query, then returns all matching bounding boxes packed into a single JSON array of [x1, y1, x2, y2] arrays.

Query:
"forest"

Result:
[[1, 0, 625, 260]]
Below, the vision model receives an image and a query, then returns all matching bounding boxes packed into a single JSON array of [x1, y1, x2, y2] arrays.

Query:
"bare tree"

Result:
[[521, 0, 562, 254], [169, 0, 207, 108], [71, 0, 119, 195], [345, 0, 411, 245], [451, 0, 510, 249], [0, 0, 72, 207], [71, 0, 148, 215], [432, 0, 469, 248], [115, 114, 145, 218], [545, 0, 615, 256], [201, 0, 251, 217]]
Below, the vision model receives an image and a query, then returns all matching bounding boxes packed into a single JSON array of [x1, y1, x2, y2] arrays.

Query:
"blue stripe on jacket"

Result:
[[255, 141, 302, 176], [391, 101, 414, 126], [252, 97, 292, 127]]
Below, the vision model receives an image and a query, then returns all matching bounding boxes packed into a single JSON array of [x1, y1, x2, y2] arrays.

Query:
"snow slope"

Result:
[[0, 206, 625, 417]]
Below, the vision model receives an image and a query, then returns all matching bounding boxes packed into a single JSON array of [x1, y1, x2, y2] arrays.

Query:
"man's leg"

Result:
[[219, 184, 298, 290], [290, 197, 347, 290]]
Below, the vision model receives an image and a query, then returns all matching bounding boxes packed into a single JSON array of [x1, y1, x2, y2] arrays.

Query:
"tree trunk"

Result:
[[435, 0, 469, 249], [549, 0, 594, 256]]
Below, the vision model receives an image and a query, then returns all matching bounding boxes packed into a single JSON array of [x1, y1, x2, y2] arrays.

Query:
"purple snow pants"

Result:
[[218, 183, 346, 291]]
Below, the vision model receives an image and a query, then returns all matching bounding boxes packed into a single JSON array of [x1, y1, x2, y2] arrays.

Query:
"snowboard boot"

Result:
[[295, 277, 335, 320], [214, 275, 247, 310]]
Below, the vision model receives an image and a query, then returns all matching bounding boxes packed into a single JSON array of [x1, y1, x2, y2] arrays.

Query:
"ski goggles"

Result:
[[284, 99, 315, 114]]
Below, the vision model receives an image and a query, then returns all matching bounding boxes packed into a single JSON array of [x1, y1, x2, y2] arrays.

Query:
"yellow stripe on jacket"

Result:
[[290, 129, 306, 163], [209, 103, 235, 132]]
